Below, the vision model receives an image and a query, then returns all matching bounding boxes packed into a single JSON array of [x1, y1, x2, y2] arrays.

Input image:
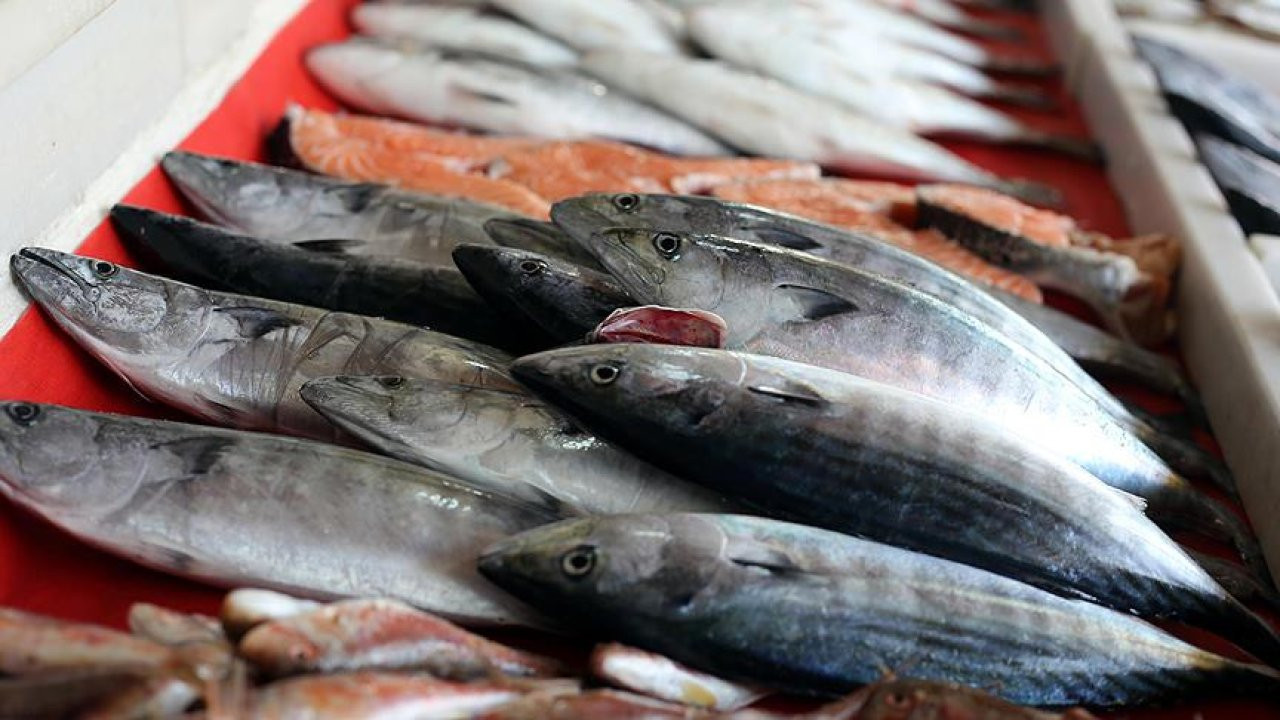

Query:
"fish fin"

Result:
[[747, 383, 828, 409], [774, 284, 857, 323], [450, 82, 518, 107], [193, 394, 248, 426], [213, 307, 300, 339], [292, 239, 367, 255], [728, 542, 805, 576], [151, 437, 236, 476], [745, 225, 823, 252], [323, 183, 380, 214], [1105, 486, 1149, 513]]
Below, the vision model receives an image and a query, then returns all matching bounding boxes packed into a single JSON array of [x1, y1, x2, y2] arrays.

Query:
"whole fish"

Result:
[[550, 194, 1229, 492], [590, 644, 768, 711], [1195, 133, 1280, 236], [579, 50, 1059, 206], [306, 39, 728, 156], [222, 672, 526, 719], [112, 205, 520, 349], [237, 598, 561, 678], [11, 247, 518, 442], [300, 376, 731, 515], [578, 228, 1263, 576], [478, 514, 1280, 705], [161, 152, 523, 260], [511, 344, 1280, 664], [1134, 36, 1280, 164], [686, 9, 1095, 159], [0, 402, 560, 627], [351, 4, 578, 66], [489, 0, 682, 54]]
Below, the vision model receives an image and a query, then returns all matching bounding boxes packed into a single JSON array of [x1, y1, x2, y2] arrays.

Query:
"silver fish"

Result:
[[578, 50, 1059, 205], [489, 0, 683, 54], [578, 228, 1264, 578], [478, 514, 1280, 705], [351, 4, 578, 67], [300, 376, 731, 515], [306, 39, 728, 156], [10, 247, 518, 442], [0, 402, 559, 627]]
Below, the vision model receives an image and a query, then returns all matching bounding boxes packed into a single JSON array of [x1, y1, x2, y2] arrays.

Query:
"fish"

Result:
[[835, 677, 1100, 720], [588, 306, 727, 348], [220, 589, 321, 641], [478, 689, 705, 719], [274, 107, 552, 217], [0, 402, 561, 627], [11, 247, 519, 442], [453, 243, 631, 343], [306, 39, 729, 156], [869, 0, 1022, 39], [237, 598, 561, 678], [111, 205, 525, 350], [0, 607, 173, 675], [1211, 0, 1280, 38], [0, 670, 153, 720], [79, 673, 204, 720], [351, 3, 579, 66], [1195, 133, 1280, 236], [127, 604, 234, 684], [1188, 550, 1280, 615], [1134, 36, 1280, 164], [590, 644, 768, 711], [478, 514, 1280, 705], [578, 228, 1264, 576], [220, 671, 526, 719], [578, 50, 1060, 206], [483, 217, 605, 270], [488, 0, 682, 54], [1116, 0, 1205, 20], [709, 180, 1044, 302], [162, 152, 526, 260], [686, 9, 1095, 159], [487, 140, 819, 202], [511, 344, 1280, 663], [915, 184, 1178, 345], [299, 375, 732, 515]]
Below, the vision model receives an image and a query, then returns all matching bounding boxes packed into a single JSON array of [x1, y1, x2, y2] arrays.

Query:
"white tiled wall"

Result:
[[0, 0, 305, 332]]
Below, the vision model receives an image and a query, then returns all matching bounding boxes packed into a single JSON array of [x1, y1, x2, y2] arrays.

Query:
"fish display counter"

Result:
[[0, 0, 1277, 718]]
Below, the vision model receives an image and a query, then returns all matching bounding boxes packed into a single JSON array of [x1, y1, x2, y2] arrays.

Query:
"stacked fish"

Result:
[[1117, 0, 1280, 37], [3, 1, 1280, 718]]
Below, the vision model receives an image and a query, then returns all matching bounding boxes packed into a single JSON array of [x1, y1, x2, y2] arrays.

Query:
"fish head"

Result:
[[11, 248, 205, 361], [0, 402, 128, 513], [483, 218, 601, 269], [453, 245, 577, 306], [551, 194, 709, 242], [237, 618, 324, 676], [478, 514, 726, 625]]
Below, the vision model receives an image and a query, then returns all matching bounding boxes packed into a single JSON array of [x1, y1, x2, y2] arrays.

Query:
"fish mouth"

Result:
[[549, 199, 615, 244], [586, 231, 664, 302], [11, 247, 91, 301], [161, 152, 233, 223]]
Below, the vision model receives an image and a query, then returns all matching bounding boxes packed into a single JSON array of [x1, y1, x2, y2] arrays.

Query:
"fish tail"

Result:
[[1014, 131, 1105, 163], [266, 112, 303, 170], [977, 83, 1058, 110], [1189, 550, 1280, 616], [1134, 424, 1241, 502], [991, 178, 1064, 209], [1150, 484, 1274, 589], [979, 55, 1060, 77], [1190, 595, 1280, 668]]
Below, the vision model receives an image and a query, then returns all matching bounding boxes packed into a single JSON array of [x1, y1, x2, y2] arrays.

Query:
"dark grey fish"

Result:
[[510, 344, 1280, 665], [0, 403, 560, 626], [478, 514, 1280, 705], [1134, 36, 1280, 164], [577, 228, 1264, 579], [484, 218, 604, 271], [452, 244, 630, 343], [10, 247, 518, 442], [111, 205, 527, 350], [1195, 133, 1280, 237]]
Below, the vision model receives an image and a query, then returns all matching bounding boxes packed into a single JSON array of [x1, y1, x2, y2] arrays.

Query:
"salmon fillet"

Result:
[[714, 178, 918, 226], [289, 106, 541, 170], [488, 141, 819, 201], [287, 109, 551, 218], [711, 183, 1042, 302]]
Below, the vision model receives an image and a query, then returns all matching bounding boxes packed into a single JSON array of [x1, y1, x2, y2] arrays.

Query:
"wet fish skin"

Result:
[[351, 3, 579, 67], [849, 678, 1099, 720], [484, 218, 605, 271], [453, 244, 632, 343], [127, 603, 234, 684], [478, 514, 1280, 705], [0, 607, 173, 675], [0, 670, 150, 720], [162, 151, 518, 260], [237, 598, 562, 679], [590, 643, 768, 711], [11, 247, 518, 442], [478, 688, 705, 719], [510, 344, 1280, 664], [112, 205, 522, 350], [299, 375, 732, 516], [1195, 133, 1280, 237], [578, 227, 1266, 576], [0, 402, 561, 627], [220, 589, 320, 641], [306, 39, 729, 156], [226, 671, 525, 719], [490, 0, 682, 54]]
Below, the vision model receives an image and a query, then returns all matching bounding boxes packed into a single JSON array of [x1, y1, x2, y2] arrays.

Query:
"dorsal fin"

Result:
[[151, 436, 236, 476], [728, 541, 804, 576], [774, 284, 857, 323], [747, 225, 822, 252], [747, 383, 827, 409]]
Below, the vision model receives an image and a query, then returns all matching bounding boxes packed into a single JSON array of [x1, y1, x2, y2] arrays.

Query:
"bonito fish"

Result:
[[478, 514, 1280, 705], [579, 228, 1262, 576], [10, 248, 518, 442], [300, 376, 731, 515], [351, 3, 578, 67], [578, 50, 1059, 205], [0, 403, 559, 627], [306, 39, 728, 156], [511, 344, 1280, 664]]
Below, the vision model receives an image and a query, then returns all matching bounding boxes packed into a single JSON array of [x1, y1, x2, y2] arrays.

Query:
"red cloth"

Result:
[[0, 2, 1272, 717]]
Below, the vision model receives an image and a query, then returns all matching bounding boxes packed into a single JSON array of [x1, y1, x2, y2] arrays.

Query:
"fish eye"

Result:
[[378, 376, 405, 389], [652, 232, 681, 260], [91, 260, 118, 278], [612, 194, 640, 213], [589, 364, 620, 386], [560, 545, 597, 578], [6, 403, 40, 426], [518, 259, 546, 276]]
